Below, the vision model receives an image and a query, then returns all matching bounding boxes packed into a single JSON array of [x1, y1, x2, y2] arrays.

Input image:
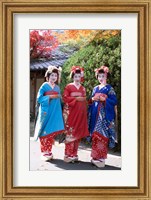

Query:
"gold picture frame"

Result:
[[0, 0, 151, 199]]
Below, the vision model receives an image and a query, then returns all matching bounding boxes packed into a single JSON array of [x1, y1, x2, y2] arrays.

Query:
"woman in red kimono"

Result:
[[63, 66, 89, 163]]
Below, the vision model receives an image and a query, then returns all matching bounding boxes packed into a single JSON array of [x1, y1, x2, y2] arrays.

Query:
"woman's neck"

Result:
[[73, 81, 81, 89], [73, 81, 80, 86], [48, 81, 55, 87], [99, 83, 106, 89]]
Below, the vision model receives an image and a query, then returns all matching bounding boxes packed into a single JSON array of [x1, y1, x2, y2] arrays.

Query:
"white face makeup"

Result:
[[48, 72, 58, 84], [98, 73, 107, 84], [73, 73, 81, 83]]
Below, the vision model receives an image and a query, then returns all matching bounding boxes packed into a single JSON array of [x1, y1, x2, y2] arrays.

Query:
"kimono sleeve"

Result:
[[91, 87, 97, 97], [37, 84, 50, 108], [106, 87, 117, 106], [63, 85, 76, 107], [82, 87, 86, 96], [88, 87, 97, 105], [105, 86, 117, 121]]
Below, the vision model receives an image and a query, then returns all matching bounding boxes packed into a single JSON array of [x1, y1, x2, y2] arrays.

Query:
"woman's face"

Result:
[[73, 73, 81, 83], [48, 72, 58, 83], [98, 73, 107, 84]]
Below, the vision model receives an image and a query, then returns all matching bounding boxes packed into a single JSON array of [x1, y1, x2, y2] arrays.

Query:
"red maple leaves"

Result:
[[30, 30, 58, 59]]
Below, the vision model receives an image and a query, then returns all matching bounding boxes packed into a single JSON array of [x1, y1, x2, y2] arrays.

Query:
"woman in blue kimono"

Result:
[[34, 66, 65, 161], [88, 66, 118, 168]]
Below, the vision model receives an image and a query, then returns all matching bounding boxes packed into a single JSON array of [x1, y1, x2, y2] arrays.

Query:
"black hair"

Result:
[[71, 69, 81, 79], [96, 69, 110, 79]]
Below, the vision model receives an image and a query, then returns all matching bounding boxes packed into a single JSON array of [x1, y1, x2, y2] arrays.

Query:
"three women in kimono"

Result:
[[34, 64, 118, 168]]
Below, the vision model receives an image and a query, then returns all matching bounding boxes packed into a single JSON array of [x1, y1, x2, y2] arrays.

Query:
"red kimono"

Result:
[[63, 83, 89, 157]]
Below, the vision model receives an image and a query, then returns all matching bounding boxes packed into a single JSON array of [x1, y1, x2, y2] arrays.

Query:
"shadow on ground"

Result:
[[45, 159, 121, 171]]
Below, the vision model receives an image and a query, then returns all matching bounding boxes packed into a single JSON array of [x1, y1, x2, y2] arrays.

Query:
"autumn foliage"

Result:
[[30, 30, 58, 59], [53, 30, 99, 48], [30, 29, 121, 59]]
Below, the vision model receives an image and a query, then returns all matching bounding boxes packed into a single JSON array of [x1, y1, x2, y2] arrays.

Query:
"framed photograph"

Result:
[[0, 0, 151, 199], [29, 28, 122, 172]]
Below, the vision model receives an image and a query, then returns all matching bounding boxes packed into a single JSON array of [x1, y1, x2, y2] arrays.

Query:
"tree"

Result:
[[30, 30, 58, 59], [53, 30, 99, 49]]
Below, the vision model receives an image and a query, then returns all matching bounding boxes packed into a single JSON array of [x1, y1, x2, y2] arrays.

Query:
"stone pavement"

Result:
[[30, 138, 121, 171]]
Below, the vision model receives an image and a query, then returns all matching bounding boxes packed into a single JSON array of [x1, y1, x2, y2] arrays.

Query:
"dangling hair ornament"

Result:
[[70, 66, 84, 82], [45, 65, 62, 83], [94, 65, 109, 78]]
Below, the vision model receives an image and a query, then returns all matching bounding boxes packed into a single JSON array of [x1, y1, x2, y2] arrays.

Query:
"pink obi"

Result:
[[70, 92, 83, 97], [44, 91, 58, 96]]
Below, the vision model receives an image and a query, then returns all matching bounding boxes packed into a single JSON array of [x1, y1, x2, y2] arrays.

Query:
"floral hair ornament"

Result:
[[45, 65, 62, 83], [94, 65, 109, 78], [70, 66, 84, 82]]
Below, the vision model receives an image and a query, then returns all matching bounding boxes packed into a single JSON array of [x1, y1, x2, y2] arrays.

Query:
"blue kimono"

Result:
[[88, 84, 117, 148], [34, 82, 65, 141]]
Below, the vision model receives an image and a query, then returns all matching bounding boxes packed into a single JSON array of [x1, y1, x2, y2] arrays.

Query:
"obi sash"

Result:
[[70, 92, 83, 97], [44, 91, 58, 96]]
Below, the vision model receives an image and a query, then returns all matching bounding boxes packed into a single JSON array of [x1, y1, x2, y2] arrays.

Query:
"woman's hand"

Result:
[[92, 96, 100, 101], [99, 96, 106, 101], [92, 94, 107, 102], [76, 97, 86, 102], [50, 94, 59, 99]]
